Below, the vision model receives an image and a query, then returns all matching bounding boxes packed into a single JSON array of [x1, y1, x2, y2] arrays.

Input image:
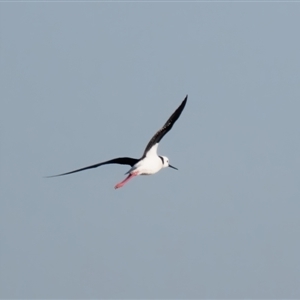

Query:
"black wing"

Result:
[[143, 95, 188, 157], [45, 157, 138, 178]]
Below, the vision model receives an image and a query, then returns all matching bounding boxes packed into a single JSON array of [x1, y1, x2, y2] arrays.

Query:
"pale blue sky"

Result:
[[1, 2, 300, 298]]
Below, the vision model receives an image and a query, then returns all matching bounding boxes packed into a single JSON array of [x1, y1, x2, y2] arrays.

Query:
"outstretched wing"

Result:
[[143, 95, 188, 157], [46, 157, 139, 178]]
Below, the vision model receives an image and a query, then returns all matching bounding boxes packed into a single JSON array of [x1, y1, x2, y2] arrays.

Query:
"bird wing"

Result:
[[142, 95, 188, 157], [46, 157, 139, 178]]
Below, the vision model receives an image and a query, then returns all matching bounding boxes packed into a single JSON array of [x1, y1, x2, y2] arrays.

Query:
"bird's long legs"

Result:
[[114, 172, 138, 189]]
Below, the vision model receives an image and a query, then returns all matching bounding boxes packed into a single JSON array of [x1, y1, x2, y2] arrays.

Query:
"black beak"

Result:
[[169, 164, 178, 170]]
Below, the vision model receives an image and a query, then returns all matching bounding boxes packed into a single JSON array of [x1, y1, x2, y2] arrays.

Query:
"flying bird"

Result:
[[47, 95, 188, 189]]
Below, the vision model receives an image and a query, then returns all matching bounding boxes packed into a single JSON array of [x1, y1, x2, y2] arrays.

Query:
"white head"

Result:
[[160, 156, 178, 170]]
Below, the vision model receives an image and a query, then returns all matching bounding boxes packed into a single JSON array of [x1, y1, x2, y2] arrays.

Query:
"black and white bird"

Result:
[[47, 95, 188, 189]]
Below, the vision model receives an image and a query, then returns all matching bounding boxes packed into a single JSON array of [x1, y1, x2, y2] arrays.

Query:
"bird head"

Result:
[[161, 156, 178, 170]]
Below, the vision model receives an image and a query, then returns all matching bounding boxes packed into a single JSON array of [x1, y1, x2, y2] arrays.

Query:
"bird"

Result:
[[47, 95, 188, 189]]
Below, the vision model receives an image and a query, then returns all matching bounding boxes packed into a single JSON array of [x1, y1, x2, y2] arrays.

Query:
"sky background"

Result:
[[1, 2, 300, 299]]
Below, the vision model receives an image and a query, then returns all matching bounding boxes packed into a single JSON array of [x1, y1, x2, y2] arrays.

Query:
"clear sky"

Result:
[[1, 2, 300, 299]]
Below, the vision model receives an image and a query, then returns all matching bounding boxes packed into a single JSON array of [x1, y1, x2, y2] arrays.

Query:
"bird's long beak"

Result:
[[169, 164, 178, 170]]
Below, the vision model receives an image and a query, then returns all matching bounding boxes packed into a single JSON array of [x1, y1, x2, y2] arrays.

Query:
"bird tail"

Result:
[[125, 165, 137, 175]]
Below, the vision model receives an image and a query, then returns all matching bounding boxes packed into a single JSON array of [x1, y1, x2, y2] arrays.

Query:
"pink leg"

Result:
[[114, 172, 138, 189]]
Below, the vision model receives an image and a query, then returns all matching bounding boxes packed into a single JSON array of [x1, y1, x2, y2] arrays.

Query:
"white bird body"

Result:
[[127, 151, 167, 176], [47, 96, 187, 189]]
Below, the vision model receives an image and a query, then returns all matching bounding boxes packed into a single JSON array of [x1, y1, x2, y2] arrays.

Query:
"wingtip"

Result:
[[44, 173, 65, 178], [181, 95, 188, 106], [44, 175, 57, 178]]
